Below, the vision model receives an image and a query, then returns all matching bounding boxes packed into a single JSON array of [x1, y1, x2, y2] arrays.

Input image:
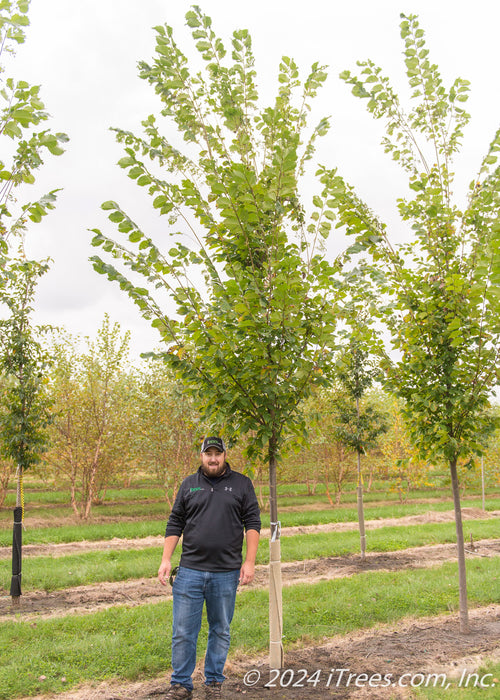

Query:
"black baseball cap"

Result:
[[201, 436, 226, 453]]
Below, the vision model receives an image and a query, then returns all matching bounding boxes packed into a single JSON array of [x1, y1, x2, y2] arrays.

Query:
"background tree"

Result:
[[482, 407, 500, 491], [91, 7, 341, 667], [333, 13, 500, 632], [305, 388, 356, 505], [455, 409, 498, 497], [46, 317, 132, 519], [335, 340, 387, 558], [0, 376, 15, 507], [378, 394, 434, 502], [133, 359, 200, 508]]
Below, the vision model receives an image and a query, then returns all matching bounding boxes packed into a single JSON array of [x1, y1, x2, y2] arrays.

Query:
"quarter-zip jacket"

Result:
[[165, 464, 261, 572]]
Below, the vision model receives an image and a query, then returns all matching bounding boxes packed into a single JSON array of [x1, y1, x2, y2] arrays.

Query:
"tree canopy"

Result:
[[335, 15, 499, 466], [91, 6, 344, 462], [331, 11, 500, 633]]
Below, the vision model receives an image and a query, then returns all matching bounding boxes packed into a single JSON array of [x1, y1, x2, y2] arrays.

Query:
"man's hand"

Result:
[[158, 535, 180, 586], [240, 528, 259, 585], [239, 561, 255, 585], [158, 559, 172, 586]]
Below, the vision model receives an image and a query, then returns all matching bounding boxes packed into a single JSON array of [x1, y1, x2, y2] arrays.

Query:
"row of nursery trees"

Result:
[[0, 2, 498, 662], [1, 315, 499, 516]]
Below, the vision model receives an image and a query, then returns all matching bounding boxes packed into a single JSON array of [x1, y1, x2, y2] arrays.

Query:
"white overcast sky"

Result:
[[8, 0, 500, 359]]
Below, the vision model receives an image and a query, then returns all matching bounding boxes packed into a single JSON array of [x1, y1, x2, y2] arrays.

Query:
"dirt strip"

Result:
[[1, 538, 499, 620]]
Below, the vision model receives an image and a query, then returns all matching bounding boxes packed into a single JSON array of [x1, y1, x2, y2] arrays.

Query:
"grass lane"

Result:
[[1, 497, 499, 547], [0, 518, 498, 593], [0, 557, 498, 699]]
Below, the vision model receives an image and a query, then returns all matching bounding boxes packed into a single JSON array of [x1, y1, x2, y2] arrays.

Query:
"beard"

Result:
[[201, 461, 227, 478]]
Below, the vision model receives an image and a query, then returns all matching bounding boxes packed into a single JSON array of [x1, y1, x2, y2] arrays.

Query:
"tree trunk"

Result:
[[356, 451, 366, 560], [268, 434, 283, 669], [83, 435, 103, 520], [305, 475, 313, 495], [70, 481, 79, 516], [324, 468, 334, 506], [10, 467, 23, 605], [366, 471, 373, 492], [334, 458, 346, 505], [366, 460, 375, 491], [481, 456, 485, 512], [356, 397, 366, 560], [67, 453, 79, 516], [450, 457, 469, 633], [257, 480, 265, 511]]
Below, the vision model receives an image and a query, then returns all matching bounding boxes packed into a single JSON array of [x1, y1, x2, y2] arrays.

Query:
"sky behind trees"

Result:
[[9, 0, 500, 358]]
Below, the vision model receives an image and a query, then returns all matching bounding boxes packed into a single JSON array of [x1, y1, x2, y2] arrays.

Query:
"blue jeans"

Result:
[[171, 566, 240, 691]]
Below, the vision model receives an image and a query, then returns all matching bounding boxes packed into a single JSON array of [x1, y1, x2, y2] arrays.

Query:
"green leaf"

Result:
[[102, 201, 118, 211], [118, 156, 136, 168]]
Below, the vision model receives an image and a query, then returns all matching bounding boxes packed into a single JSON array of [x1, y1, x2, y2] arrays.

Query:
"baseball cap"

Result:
[[201, 436, 226, 453]]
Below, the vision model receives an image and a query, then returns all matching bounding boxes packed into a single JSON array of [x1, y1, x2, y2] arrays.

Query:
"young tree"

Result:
[[0, 259, 52, 601], [335, 343, 387, 558], [91, 7, 340, 667], [0, 0, 67, 602], [332, 14, 500, 632], [46, 318, 132, 519]]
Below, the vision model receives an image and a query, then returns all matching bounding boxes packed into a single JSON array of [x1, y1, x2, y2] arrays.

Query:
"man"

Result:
[[158, 436, 261, 699]]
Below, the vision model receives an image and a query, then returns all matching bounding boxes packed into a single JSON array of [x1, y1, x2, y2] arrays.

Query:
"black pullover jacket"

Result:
[[165, 464, 261, 571]]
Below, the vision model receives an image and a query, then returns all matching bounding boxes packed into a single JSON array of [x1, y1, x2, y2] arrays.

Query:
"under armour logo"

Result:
[[225, 487, 233, 491]]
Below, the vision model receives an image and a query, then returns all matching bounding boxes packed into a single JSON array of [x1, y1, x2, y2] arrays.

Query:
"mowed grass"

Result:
[[0, 557, 498, 699], [0, 517, 498, 594], [0, 519, 167, 547], [1, 486, 167, 507], [0, 500, 171, 527], [1, 496, 499, 547]]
